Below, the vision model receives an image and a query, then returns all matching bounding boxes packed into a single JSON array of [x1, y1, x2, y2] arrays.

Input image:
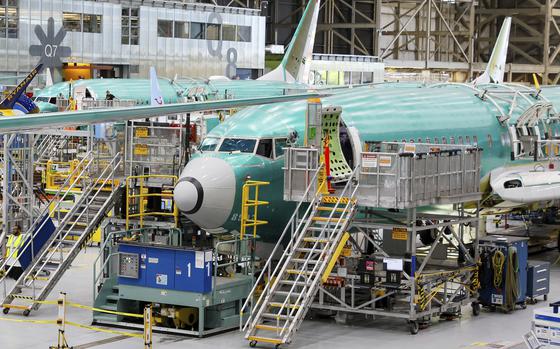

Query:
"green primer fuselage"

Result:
[[191, 83, 560, 242]]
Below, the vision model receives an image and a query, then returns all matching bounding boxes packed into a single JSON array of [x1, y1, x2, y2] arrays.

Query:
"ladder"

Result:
[[0, 152, 122, 315], [242, 167, 359, 347], [35, 134, 71, 163]]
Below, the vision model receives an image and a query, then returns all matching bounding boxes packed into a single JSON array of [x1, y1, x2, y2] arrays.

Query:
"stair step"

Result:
[[285, 269, 315, 275], [262, 312, 295, 320], [269, 302, 301, 310], [311, 217, 346, 223], [247, 335, 283, 345], [100, 304, 117, 311], [321, 196, 356, 205], [316, 206, 347, 213], [255, 324, 283, 332], [294, 247, 319, 253], [278, 280, 308, 287], [302, 237, 331, 243], [291, 259, 319, 264]]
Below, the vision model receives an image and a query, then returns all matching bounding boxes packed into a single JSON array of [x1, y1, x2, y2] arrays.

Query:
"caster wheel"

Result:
[[521, 302, 527, 310], [23, 309, 30, 317], [545, 295, 548, 301], [249, 340, 257, 348], [472, 302, 481, 316], [275, 345, 281, 349], [409, 321, 419, 335], [2, 308, 9, 314]]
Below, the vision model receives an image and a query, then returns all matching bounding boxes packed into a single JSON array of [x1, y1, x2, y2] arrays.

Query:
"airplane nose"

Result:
[[174, 157, 236, 229]]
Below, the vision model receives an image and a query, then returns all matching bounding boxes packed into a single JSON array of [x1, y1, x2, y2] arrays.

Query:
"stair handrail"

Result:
[[0, 151, 94, 280], [1, 153, 120, 305], [26, 153, 122, 289], [240, 162, 324, 332], [275, 166, 360, 340]]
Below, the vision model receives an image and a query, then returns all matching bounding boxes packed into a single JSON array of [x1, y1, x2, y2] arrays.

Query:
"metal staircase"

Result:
[[0, 152, 122, 315], [35, 134, 71, 163], [242, 166, 359, 347]]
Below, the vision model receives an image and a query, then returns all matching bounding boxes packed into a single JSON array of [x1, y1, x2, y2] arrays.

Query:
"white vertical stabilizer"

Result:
[[150, 67, 164, 106], [258, 0, 321, 84], [474, 17, 512, 85]]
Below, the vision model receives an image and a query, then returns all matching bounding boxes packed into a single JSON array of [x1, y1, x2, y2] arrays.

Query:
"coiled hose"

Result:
[[505, 247, 519, 312], [492, 250, 505, 288]]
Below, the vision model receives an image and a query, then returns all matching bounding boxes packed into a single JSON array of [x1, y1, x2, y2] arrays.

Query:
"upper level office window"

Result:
[[190, 22, 205, 39], [83, 14, 101, 33], [122, 7, 139, 45], [174, 21, 188, 39], [157, 20, 173, 38], [237, 25, 251, 42], [0, 0, 18, 39], [222, 24, 236, 41], [63, 12, 102, 33], [206, 23, 220, 40]]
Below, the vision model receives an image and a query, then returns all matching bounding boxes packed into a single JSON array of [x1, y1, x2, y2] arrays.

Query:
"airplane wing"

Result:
[[0, 93, 323, 132]]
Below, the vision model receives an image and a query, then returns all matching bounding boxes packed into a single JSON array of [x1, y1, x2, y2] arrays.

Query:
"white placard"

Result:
[[205, 250, 212, 262], [195, 251, 204, 269], [362, 153, 378, 168], [148, 257, 159, 264], [383, 258, 403, 271]]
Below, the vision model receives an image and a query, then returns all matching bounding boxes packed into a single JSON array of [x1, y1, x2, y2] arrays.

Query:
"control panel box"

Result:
[[118, 243, 213, 293]]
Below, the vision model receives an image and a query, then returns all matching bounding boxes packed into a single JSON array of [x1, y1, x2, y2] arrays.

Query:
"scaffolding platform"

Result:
[[242, 141, 483, 346]]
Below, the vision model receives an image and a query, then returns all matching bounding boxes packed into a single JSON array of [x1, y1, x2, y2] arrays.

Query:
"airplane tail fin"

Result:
[[0, 63, 43, 109], [533, 73, 541, 90], [258, 0, 320, 84], [150, 67, 164, 106], [45, 68, 54, 87], [473, 17, 511, 85]]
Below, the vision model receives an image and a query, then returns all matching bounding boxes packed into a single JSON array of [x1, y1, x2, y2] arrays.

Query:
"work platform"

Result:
[[242, 140, 483, 346]]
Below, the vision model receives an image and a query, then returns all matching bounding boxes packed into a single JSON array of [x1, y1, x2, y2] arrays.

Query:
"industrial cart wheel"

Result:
[[275, 344, 281, 349], [521, 302, 527, 310], [2, 308, 9, 314], [249, 340, 257, 348], [409, 321, 419, 335], [545, 295, 548, 301], [471, 302, 481, 316], [23, 309, 30, 317]]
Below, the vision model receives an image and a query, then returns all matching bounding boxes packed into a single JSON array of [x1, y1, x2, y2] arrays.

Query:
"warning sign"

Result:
[[134, 144, 148, 156], [392, 228, 408, 240], [361, 153, 378, 168], [135, 127, 148, 138], [379, 156, 392, 167], [403, 144, 416, 153]]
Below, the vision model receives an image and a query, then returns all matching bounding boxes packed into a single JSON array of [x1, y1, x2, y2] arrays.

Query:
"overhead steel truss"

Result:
[[266, 0, 560, 82]]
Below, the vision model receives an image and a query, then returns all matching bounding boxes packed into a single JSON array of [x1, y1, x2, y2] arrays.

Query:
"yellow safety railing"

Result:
[[0, 292, 153, 349], [240, 180, 269, 239], [126, 175, 179, 230], [45, 159, 82, 191]]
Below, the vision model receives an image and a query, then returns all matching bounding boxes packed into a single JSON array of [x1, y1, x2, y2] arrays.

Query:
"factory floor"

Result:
[[0, 247, 557, 349]]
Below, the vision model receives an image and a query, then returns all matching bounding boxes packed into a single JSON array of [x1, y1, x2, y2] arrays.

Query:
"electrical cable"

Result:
[[492, 250, 505, 288], [505, 247, 519, 312]]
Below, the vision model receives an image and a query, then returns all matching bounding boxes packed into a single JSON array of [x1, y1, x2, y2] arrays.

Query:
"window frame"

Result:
[[218, 137, 258, 154], [256, 138, 274, 159], [273, 138, 289, 159], [0, 0, 18, 39]]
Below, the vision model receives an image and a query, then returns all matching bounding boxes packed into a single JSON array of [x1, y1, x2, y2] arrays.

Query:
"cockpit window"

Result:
[[256, 139, 273, 158], [49, 97, 57, 104], [219, 138, 257, 153], [199, 137, 220, 152], [274, 138, 288, 158], [35, 97, 49, 103]]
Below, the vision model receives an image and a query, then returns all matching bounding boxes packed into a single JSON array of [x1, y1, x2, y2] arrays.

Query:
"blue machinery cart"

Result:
[[93, 225, 254, 336]]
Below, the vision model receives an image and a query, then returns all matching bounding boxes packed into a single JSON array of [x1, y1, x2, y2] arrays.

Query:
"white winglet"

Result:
[[258, 0, 320, 84], [474, 17, 512, 85], [150, 67, 164, 106]]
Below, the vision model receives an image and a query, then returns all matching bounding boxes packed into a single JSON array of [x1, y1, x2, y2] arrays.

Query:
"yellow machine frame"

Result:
[[240, 180, 269, 239], [126, 175, 179, 229]]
